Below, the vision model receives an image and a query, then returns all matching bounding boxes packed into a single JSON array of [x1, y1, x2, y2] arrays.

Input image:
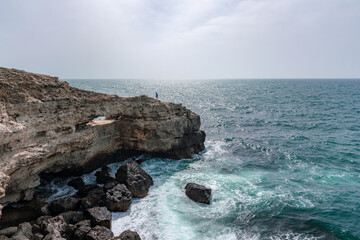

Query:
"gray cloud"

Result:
[[0, 0, 359, 79]]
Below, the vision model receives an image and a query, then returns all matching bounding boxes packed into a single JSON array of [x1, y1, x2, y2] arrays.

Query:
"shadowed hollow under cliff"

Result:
[[0, 67, 205, 216]]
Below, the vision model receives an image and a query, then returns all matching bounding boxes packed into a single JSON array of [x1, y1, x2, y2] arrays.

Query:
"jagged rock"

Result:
[[32, 233, 44, 240], [0, 67, 205, 214], [76, 185, 98, 198], [48, 197, 80, 215], [74, 220, 92, 240], [185, 183, 211, 204], [59, 211, 84, 224], [39, 216, 67, 239], [115, 162, 153, 198], [11, 222, 33, 240], [81, 188, 106, 209], [68, 178, 85, 190], [103, 180, 119, 191], [85, 226, 113, 240], [113, 230, 141, 240], [0, 227, 17, 237], [95, 166, 115, 184], [84, 207, 111, 229], [105, 184, 132, 212]]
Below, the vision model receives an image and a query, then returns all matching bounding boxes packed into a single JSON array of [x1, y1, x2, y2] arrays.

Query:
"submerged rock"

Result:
[[84, 207, 111, 229], [185, 183, 211, 204], [115, 162, 153, 198], [106, 184, 132, 212]]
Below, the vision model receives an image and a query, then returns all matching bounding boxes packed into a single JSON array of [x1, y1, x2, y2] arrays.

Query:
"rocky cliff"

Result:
[[0, 67, 205, 216]]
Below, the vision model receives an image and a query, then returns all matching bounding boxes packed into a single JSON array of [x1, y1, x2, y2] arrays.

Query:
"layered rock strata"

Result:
[[0, 67, 205, 215]]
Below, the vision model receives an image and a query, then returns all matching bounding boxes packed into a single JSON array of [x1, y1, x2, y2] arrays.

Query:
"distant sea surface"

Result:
[[64, 79, 360, 240]]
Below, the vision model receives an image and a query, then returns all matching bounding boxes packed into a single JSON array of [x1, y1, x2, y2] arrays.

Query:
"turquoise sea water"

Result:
[[65, 79, 360, 240]]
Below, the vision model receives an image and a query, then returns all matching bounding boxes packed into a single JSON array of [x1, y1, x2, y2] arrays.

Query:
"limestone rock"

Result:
[[115, 162, 153, 198], [105, 184, 132, 212], [185, 183, 211, 204], [84, 207, 111, 229], [0, 67, 205, 214]]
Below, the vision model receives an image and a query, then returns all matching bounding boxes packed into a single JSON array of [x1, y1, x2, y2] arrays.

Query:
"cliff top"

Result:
[[0, 67, 116, 104]]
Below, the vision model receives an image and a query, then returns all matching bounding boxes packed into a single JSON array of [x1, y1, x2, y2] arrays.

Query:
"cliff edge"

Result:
[[0, 67, 205, 215]]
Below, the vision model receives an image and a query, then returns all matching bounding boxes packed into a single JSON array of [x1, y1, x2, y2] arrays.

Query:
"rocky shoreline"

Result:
[[0, 67, 206, 239], [0, 161, 149, 239]]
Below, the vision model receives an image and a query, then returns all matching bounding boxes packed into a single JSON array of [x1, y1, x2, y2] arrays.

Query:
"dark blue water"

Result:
[[66, 79, 360, 240]]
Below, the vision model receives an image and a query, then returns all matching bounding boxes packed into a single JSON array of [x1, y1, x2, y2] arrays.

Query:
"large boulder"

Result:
[[48, 197, 80, 215], [85, 226, 113, 240], [106, 184, 132, 212], [80, 188, 106, 209], [185, 183, 211, 205], [84, 207, 111, 229], [115, 162, 153, 198], [113, 230, 141, 240]]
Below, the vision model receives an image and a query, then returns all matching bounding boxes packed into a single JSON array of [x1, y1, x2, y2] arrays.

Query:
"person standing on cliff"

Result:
[[155, 92, 159, 99]]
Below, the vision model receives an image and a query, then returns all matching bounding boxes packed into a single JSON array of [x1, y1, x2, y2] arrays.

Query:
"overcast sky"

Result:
[[0, 0, 360, 79]]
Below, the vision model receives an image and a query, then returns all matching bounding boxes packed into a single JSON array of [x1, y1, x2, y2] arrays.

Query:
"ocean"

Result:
[[46, 79, 360, 240]]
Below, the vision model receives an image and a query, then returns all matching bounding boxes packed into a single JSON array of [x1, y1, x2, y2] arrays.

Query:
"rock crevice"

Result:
[[0, 67, 205, 214]]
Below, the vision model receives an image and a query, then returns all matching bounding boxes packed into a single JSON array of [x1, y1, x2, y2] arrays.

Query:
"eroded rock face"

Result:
[[0, 67, 205, 215]]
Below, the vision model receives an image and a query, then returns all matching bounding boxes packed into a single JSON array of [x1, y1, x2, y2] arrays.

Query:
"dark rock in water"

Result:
[[185, 183, 211, 204], [113, 230, 141, 240], [74, 220, 92, 240], [103, 180, 119, 191], [10, 222, 33, 240], [115, 162, 153, 198], [0, 227, 17, 237], [48, 197, 81, 215], [76, 184, 99, 198], [39, 216, 67, 239], [84, 207, 111, 229], [106, 184, 132, 212], [85, 225, 113, 240], [59, 211, 85, 224], [81, 188, 106, 209], [95, 166, 115, 184], [68, 178, 85, 190]]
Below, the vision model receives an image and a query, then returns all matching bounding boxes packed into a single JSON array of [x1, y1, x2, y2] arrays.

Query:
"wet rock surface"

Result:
[[116, 162, 153, 198], [185, 183, 212, 204], [106, 184, 132, 212]]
